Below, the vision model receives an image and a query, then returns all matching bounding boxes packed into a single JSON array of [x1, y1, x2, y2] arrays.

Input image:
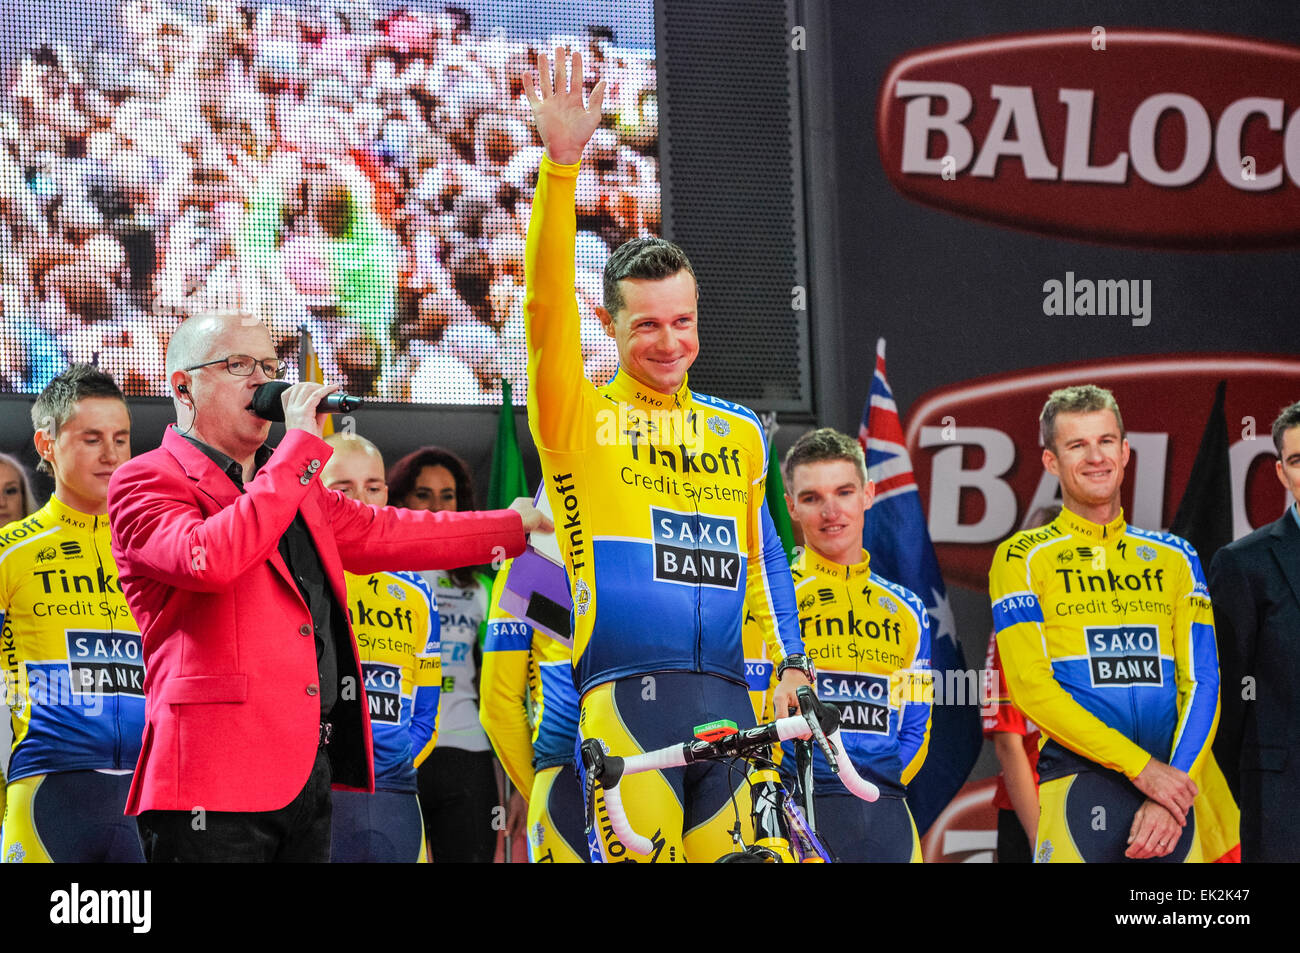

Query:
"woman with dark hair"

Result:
[[388, 445, 499, 862], [0, 452, 39, 527]]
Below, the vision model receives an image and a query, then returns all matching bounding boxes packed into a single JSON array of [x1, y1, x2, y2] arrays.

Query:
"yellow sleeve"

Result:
[[524, 155, 594, 454], [989, 542, 1152, 779], [478, 564, 538, 797]]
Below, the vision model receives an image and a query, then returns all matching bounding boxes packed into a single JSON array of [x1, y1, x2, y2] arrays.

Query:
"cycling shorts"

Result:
[[811, 793, 922, 863], [581, 672, 756, 863], [1034, 769, 1200, 863], [526, 764, 587, 863], [2, 770, 144, 863], [330, 790, 427, 863]]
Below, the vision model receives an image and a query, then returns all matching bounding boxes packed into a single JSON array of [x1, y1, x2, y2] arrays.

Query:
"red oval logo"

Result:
[[878, 30, 1300, 248], [902, 354, 1300, 590]]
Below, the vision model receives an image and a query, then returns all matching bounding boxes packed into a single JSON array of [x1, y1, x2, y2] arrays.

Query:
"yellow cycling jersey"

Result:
[[480, 558, 581, 797], [524, 155, 802, 695], [0, 496, 144, 781], [343, 570, 441, 794], [786, 547, 932, 796], [989, 508, 1219, 783]]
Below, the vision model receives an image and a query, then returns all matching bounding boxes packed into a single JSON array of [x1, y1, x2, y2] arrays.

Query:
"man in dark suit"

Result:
[[108, 312, 544, 862], [1207, 400, 1300, 862]]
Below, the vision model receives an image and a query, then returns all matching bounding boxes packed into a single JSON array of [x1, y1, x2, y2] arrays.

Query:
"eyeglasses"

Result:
[[184, 355, 288, 379]]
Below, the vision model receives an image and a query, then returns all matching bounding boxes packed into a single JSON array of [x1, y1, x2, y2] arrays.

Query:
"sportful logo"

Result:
[[877, 30, 1300, 248]]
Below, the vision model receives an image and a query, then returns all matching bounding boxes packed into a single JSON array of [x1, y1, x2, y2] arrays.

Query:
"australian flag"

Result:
[[859, 339, 982, 834]]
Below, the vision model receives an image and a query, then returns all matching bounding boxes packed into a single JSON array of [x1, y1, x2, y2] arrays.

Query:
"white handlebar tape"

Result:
[[601, 782, 656, 856]]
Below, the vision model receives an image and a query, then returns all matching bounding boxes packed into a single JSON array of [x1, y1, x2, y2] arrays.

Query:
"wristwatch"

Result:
[[776, 652, 815, 683]]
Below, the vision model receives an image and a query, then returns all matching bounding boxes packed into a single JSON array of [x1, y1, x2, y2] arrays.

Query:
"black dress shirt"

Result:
[[181, 435, 338, 717]]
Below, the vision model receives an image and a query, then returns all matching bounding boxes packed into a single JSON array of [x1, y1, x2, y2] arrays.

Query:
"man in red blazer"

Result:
[[108, 313, 543, 862]]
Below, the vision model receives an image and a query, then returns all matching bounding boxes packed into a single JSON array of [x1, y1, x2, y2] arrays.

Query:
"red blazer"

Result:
[[107, 426, 525, 814]]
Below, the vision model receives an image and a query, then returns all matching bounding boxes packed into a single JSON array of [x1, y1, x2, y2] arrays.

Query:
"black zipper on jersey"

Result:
[[679, 399, 704, 675], [1114, 537, 1141, 747], [94, 513, 123, 769]]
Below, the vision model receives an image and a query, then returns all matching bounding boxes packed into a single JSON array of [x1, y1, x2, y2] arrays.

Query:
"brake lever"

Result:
[[796, 685, 838, 772]]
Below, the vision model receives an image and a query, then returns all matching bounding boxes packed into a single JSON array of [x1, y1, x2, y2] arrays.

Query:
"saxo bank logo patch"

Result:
[[362, 662, 403, 723], [818, 672, 891, 734], [1085, 625, 1162, 687], [650, 508, 741, 589], [66, 630, 144, 697]]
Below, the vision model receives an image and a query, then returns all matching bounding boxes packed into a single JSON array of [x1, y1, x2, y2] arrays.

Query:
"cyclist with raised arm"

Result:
[[778, 428, 932, 862], [989, 385, 1219, 862], [523, 47, 810, 863]]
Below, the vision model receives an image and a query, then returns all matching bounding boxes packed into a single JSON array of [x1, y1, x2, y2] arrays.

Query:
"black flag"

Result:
[[1170, 380, 1234, 567]]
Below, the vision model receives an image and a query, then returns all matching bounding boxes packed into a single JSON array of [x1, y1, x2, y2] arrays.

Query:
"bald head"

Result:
[[322, 433, 387, 506], [165, 314, 280, 459], [166, 313, 273, 378]]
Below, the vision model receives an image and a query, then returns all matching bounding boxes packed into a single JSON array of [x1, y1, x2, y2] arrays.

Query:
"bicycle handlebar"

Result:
[[584, 695, 880, 857]]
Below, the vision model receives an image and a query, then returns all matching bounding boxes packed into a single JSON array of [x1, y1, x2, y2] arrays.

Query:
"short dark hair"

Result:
[[30, 364, 128, 474], [1272, 400, 1300, 456], [603, 237, 697, 318], [1039, 384, 1125, 452], [783, 427, 868, 487]]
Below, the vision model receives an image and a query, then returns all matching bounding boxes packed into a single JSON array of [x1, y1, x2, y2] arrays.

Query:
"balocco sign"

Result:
[[877, 30, 1300, 247], [903, 355, 1300, 590]]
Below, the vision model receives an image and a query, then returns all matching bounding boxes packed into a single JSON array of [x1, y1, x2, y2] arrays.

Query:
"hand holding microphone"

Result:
[[251, 380, 364, 438]]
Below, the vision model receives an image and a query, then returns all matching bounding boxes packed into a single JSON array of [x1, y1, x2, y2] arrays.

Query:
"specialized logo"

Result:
[[362, 662, 403, 723], [817, 671, 891, 733], [66, 630, 144, 697], [878, 30, 1300, 248], [903, 355, 1300, 588], [650, 508, 741, 589], [1085, 625, 1163, 687]]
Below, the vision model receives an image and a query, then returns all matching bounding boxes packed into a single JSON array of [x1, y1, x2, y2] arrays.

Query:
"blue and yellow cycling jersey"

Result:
[[524, 155, 803, 695], [343, 570, 440, 794], [989, 508, 1219, 783], [0, 496, 144, 781], [779, 547, 932, 797], [739, 603, 779, 726], [480, 558, 581, 797]]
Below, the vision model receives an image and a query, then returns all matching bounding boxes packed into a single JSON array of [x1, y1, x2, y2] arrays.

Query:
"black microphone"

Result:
[[250, 381, 363, 421]]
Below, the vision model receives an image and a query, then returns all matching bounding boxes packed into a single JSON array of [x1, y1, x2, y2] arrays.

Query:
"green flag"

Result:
[[488, 378, 529, 511], [765, 434, 798, 563]]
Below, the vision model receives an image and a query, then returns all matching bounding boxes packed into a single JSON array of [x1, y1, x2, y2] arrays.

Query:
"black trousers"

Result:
[[137, 746, 333, 863], [996, 807, 1032, 863], [417, 747, 498, 863]]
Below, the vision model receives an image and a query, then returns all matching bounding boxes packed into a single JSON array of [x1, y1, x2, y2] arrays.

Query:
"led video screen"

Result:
[[1, 1, 658, 403]]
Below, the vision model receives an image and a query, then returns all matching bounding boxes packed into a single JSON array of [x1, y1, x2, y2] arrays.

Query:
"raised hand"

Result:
[[522, 47, 607, 165]]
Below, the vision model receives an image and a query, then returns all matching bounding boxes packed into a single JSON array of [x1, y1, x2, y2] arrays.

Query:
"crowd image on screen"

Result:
[[0, 1, 659, 401]]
